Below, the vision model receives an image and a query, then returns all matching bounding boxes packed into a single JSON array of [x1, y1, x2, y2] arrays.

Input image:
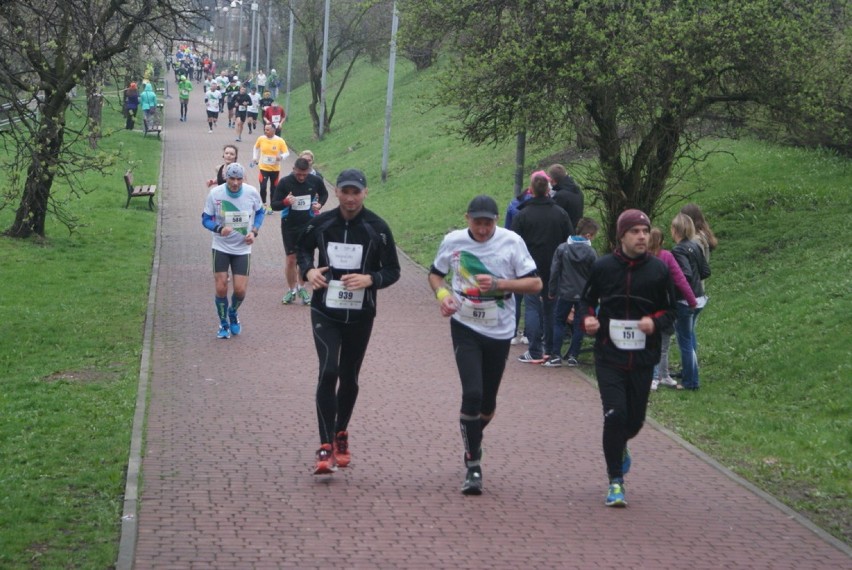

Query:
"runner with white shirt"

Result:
[[204, 83, 222, 133], [428, 195, 542, 495], [201, 163, 266, 339]]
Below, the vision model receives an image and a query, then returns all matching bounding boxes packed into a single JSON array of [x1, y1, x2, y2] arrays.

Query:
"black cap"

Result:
[[336, 168, 367, 191], [467, 195, 499, 219]]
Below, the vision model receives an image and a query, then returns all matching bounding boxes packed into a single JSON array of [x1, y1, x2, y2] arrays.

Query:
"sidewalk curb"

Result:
[[116, 131, 166, 570]]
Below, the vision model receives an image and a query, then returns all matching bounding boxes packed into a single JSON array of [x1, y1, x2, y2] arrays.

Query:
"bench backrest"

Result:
[[124, 170, 133, 194]]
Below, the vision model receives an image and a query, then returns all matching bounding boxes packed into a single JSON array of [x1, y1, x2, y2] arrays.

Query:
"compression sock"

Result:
[[460, 415, 483, 467], [215, 296, 228, 324], [230, 293, 245, 313]]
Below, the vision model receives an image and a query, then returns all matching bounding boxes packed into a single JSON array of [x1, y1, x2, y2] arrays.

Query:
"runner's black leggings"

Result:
[[257, 170, 278, 205], [450, 319, 510, 463], [311, 310, 374, 444], [595, 362, 653, 480]]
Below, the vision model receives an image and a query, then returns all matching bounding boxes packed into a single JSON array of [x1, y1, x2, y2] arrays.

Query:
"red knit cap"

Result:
[[616, 209, 650, 239]]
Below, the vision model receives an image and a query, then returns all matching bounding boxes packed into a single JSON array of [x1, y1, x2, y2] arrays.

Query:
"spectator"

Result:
[[670, 213, 711, 391], [544, 217, 599, 367], [512, 171, 574, 364], [124, 82, 139, 130], [548, 163, 584, 228]]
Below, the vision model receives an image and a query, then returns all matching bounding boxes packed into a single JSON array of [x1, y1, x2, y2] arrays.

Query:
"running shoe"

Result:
[[333, 431, 350, 468], [605, 479, 627, 507], [651, 378, 659, 391], [565, 356, 579, 367], [542, 356, 562, 368], [235, 137, 241, 142], [622, 447, 632, 475], [314, 443, 336, 475], [659, 376, 679, 388], [208, 129, 213, 133], [228, 310, 241, 336], [216, 323, 230, 339], [298, 287, 311, 305], [517, 351, 545, 364], [281, 290, 296, 304], [461, 466, 483, 495]]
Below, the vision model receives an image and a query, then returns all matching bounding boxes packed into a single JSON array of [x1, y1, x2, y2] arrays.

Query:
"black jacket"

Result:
[[511, 196, 573, 293], [672, 239, 711, 299], [552, 179, 584, 228], [582, 249, 677, 368], [297, 207, 401, 323]]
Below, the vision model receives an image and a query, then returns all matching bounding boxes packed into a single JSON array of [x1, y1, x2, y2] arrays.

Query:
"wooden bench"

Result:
[[124, 170, 157, 210], [143, 105, 164, 137]]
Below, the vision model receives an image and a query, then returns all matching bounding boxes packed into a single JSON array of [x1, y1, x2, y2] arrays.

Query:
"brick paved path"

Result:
[[125, 83, 851, 569]]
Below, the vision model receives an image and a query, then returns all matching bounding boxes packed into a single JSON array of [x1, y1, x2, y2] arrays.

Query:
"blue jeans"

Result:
[[674, 303, 702, 389], [551, 299, 585, 358], [524, 293, 553, 359]]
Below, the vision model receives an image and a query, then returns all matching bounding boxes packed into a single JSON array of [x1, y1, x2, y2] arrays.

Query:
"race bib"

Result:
[[325, 280, 364, 310], [292, 195, 312, 211], [261, 155, 277, 166], [223, 210, 251, 234], [609, 319, 646, 350], [238, 105, 246, 111], [458, 298, 498, 327], [270, 114, 282, 125], [327, 242, 363, 270]]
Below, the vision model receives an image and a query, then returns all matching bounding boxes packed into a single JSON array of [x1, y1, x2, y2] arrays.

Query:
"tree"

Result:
[[0, 0, 198, 239], [288, 0, 393, 138], [399, 0, 844, 247]]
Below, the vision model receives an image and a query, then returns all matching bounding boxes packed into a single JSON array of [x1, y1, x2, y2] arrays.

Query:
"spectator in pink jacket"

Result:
[[648, 227, 696, 390]]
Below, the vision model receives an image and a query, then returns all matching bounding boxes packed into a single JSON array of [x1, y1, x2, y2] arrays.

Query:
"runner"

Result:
[[581, 209, 676, 507], [232, 85, 251, 142], [297, 169, 401, 475], [177, 74, 193, 122], [246, 86, 261, 135], [428, 195, 542, 495], [271, 157, 328, 305], [204, 82, 222, 133], [206, 144, 238, 188], [262, 97, 286, 137], [250, 122, 289, 208], [200, 163, 266, 339]]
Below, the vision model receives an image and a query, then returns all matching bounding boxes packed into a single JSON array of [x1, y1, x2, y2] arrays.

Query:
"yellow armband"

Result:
[[435, 287, 451, 302]]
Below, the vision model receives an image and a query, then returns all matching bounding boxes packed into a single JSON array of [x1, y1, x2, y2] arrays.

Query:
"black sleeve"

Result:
[[270, 178, 288, 211]]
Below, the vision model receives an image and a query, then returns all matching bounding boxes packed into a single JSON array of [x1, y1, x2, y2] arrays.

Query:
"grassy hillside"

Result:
[[281, 58, 851, 543]]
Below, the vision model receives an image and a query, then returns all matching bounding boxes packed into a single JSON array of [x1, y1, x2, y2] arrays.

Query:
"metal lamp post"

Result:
[[250, 2, 259, 75], [232, 1, 244, 72]]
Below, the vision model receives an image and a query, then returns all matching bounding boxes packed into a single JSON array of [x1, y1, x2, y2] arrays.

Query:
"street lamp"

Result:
[[231, 0, 245, 72], [250, 2, 259, 74]]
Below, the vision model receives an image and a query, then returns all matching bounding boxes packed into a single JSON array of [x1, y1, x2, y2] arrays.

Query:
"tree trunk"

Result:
[[5, 102, 66, 239], [86, 68, 104, 149]]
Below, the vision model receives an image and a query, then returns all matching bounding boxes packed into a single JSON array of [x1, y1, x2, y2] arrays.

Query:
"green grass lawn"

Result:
[[0, 98, 160, 568], [282, 60, 852, 543]]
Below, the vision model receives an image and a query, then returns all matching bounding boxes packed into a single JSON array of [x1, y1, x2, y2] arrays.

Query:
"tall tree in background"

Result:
[[0, 0, 197, 239], [288, 0, 392, 138], [399, 0, 845, 246]]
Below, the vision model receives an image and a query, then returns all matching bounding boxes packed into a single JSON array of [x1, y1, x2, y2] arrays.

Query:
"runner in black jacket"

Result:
[[582, 209, 676, 507], [297, 169, 401, 475]]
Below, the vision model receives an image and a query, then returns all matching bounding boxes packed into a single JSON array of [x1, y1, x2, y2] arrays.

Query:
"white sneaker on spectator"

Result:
[[651, 379, 659, 391], [659, 376, 678, 388]]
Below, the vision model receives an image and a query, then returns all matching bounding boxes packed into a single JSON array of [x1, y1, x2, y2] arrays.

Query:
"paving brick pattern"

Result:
[[131, 87, 852, 569]]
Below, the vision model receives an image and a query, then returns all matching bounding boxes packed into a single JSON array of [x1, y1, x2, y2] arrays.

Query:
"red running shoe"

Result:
[[333, 431, 351, 468], [314, 443, 336, 474]]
